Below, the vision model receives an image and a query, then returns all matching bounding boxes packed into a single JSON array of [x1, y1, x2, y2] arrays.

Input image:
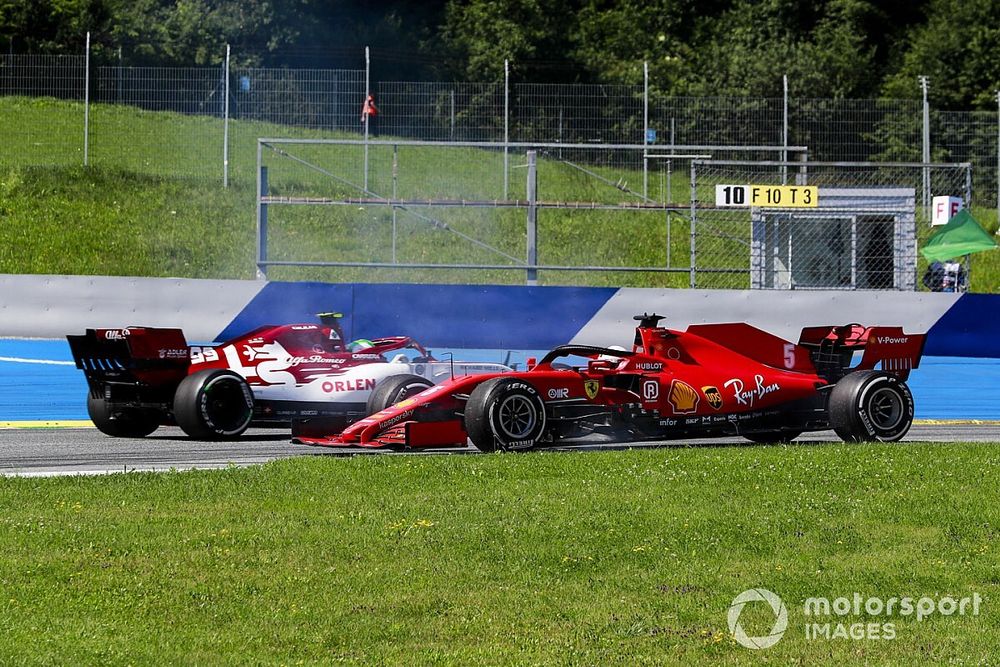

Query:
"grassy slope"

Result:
[[0, 444, 996, 664], [3, 96, 995, 289]]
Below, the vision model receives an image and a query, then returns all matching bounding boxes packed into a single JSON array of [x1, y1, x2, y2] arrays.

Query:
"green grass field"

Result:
[[1, 443, 996, 664], [2, 96, 997, 289]]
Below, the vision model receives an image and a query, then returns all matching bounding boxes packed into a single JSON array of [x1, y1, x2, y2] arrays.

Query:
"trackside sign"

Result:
[[715, 184, 818, 208]]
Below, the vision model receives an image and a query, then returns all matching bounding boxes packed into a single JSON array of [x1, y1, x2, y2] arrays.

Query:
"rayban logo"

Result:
[[724, 375, 779, 407]]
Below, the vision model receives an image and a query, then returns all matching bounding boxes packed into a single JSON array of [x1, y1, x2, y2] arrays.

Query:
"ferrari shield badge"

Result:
[[584, 379, 600, 400], [702, 386, 723, 410]]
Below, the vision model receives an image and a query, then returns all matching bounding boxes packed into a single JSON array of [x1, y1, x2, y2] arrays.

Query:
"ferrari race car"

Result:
[[293, 313, 926, 451], [68, 313, 510, 440]]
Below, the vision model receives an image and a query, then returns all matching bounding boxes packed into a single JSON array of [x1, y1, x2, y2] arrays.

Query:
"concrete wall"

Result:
[[2, 274, 995, 357]]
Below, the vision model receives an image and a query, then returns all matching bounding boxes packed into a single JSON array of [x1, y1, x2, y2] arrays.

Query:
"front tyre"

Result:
[[365, 374, 433, 415], [173, 369, 253, 440], [828, 371, 913, 442], [464, 378, 547, 452], [87, 394, 160, 438]]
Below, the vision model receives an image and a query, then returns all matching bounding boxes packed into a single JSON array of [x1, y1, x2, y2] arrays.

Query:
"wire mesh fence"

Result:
[[1, 47, 998, 289], [0, 54, 87, 167], [2, 50, 998, 209], [252, 139, 818, 286], [690, 160, 973, 290]]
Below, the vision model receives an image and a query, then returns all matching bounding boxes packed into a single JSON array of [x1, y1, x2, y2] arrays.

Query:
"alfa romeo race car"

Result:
[[67, 313, 510, 440], [293, 314, 926, 451]]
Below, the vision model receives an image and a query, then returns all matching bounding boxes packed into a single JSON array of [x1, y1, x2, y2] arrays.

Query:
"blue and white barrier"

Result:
[[1, 274, 997, 357]]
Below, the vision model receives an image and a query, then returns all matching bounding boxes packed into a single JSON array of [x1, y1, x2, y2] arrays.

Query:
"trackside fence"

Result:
[[1, 44, 998, 218]]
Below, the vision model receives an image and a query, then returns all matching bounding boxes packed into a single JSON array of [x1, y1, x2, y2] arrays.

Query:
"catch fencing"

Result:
[[1, 46, 997, 215], [254, 142, 970, 290]]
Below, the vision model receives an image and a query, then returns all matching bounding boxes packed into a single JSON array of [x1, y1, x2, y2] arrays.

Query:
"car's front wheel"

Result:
[[464, 378, 547, 452], [365, 374, 433, 415], [173, 369, 253, 440], [828, 371, 913, 442]]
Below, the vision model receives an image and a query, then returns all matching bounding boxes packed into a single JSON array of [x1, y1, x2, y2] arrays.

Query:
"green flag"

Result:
[[920, 209, 998, 262]]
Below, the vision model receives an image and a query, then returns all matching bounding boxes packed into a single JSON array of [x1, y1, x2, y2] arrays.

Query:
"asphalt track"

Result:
[[1, 423, 997, 477]]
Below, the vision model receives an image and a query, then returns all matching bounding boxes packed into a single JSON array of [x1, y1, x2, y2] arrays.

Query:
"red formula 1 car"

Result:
[[293, 314, 926, 451], [68, 313, 509, 440]]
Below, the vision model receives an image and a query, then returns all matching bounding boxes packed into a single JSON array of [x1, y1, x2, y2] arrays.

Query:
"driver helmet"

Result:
[[598, 345, 627, 362], [349, 338, 375, 352]]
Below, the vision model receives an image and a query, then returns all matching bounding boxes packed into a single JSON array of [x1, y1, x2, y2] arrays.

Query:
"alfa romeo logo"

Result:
[[727, 588, 787, 649]]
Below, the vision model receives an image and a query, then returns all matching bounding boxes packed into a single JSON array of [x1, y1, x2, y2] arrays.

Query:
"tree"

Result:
[[0, 0, 112, 53], [438, 0, 581, 80], [882, 0, 1000, 109]]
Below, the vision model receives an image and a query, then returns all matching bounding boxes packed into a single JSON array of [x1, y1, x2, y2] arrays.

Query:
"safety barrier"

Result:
[[1, 274, 996, 357]]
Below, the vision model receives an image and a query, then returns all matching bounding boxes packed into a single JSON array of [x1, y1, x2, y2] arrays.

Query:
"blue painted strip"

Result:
[[925, 294, 1000, 358], [216, 282, 618, 349]]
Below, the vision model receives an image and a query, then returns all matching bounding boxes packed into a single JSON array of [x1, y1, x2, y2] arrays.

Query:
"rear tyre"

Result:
[[464, 378, 547, 452], [87, 394, 160, 438], [828, 370, 913, 442], [365, 374, 433, 415], [173, 369, 253, 440], [743, 430, 802, 444]]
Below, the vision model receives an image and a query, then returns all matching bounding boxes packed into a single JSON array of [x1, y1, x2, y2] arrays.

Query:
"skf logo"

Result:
[[668, 380, 700, 414], [584, 379, 600, 400], [703, 386, 723, 410], [642, 380, 659, 401]]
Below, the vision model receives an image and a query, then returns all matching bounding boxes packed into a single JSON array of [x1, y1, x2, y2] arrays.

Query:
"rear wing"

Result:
[[67, 327, 191, 392], [798, 324, 926, 381]]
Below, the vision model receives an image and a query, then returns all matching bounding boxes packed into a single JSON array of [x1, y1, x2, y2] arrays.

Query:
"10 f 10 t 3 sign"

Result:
[[715, 184, 818, 208]]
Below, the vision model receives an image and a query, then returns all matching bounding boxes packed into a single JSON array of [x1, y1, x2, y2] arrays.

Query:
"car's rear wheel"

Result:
[[828, 370, 913, 442], [743, 430, 802, 444], [173, 369, 253, 440], [464, 378, 547, 452], [365, 374, 433, 415], [87, 394, 161, 438]]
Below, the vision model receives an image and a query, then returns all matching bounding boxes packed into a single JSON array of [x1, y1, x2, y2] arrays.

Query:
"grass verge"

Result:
[[2, 96, 997, 289], [0, 442, 997, 664]]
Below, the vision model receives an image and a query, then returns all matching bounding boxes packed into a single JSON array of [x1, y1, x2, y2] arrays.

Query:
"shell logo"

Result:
[[668, 379, 700, 414]]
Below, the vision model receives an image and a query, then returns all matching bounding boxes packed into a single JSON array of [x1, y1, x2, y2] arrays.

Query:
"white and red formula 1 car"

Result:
[[68, 313, 509, 440]]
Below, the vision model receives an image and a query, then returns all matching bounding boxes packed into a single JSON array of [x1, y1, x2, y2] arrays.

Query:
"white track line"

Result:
[[0, 356, 75, 366]]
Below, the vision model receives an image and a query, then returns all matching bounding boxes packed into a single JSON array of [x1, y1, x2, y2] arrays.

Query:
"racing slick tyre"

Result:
[[828, 370, 914, 442], [743, 430, 803, 444], [87, 394, 160, 438], [173, 369, 254, 440], [365, 374, 433, 415], [464, 378, 547, 453]]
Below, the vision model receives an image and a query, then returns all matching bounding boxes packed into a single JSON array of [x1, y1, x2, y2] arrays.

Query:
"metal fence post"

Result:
[[256, 141, 268, 280], [364, 46, 370, 192], [643, 61, 649, 198], [504, 59, 510, 199], [920, 75, 930, 218], [83, 31, 90, 167], [782, 74, 788, 184], [526, 150, 538, 285], [223, 44, 230, 188], [689, 160, 697, 288]]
